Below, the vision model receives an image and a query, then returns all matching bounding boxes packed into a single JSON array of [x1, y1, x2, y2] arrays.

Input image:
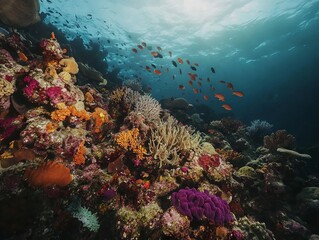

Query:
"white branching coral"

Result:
[[148, 116, 202, 167], [134, 94, 161, 123]]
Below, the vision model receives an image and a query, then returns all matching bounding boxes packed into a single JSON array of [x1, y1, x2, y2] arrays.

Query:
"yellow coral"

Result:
[[0, 78, 15, 98], [51, 105, 90, 122], [109, 87, 126, 103], [69, 105, 90, 121], [59, 57, 79, 74], [133, 145, 147, 160], [58, 71, 71, 82]]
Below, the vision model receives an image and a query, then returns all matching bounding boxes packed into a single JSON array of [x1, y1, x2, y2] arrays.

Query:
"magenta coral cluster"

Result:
[[171, 187, 233, 225]]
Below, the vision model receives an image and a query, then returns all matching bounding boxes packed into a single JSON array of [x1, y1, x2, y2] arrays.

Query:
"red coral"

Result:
[[198, 154, 221, 170]]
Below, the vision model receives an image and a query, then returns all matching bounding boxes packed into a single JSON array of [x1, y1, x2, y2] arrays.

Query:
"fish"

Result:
[[157, 53, 163, 58], [157, 46, 162, 51], [211, 67, 216, 73], [188, 73, 197, 80], [168, 51, 172, 57], [222, 104, 232, 111], [191, 66, 197, 71], [132, 48, 138, 53], [62, 48, 67, 54], [137, 45, 143, 49], [177, 58, 183, 64], [154, 69, 162, 75], [145, 66, 151, 72], [186, 60, 190, 65], [179, 85, 185, 90], [193, 88, 199, 94], [232, 91, 244, 97], [188, 80, 193, 86], [166, 67, 169, 72], [172, 60, 177, 67], [227, 82, 234, 90], [141, 42, 147, 47], [18, 51, 28, 62], [197, 82, 202, 87], [151, 64, 156, 68], [179, 69, 182, 75], [194, 63, 199, 67], [207, 77, 210, 82], [151, 51, 158, 57], [214, 93, 225, 101], [172, 74, 176, 80], [51, 32, 56, 40], [220, 80, 226, 84], [203, 95, 209, 101], [211, 86, 216, 91]]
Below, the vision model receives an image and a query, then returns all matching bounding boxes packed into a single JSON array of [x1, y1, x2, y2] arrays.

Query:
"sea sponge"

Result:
[[116, 128, 146, 159], [91, 107, 108, 133], [0, 0, 40, 27], [23, 160, 73, 187], [73, 140, 86, 165], [59, 57, 79, 74]]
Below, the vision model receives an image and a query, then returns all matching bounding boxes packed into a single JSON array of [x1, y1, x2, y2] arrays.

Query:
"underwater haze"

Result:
[[40, 0, 319, 147]]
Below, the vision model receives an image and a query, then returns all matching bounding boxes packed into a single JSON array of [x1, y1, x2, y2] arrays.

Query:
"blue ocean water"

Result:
[[40, 0, 319, 147]]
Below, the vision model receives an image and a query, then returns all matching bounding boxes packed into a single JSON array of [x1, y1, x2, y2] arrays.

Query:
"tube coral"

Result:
[[116, 128, 146, 159], [23, 160, 73, 187]]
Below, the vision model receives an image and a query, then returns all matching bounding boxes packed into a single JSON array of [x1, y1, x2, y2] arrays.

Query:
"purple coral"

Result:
[[171, 187, 233, 225]]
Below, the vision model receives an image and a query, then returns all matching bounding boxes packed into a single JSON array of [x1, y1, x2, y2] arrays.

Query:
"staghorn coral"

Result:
[[23, 160, 73, 187], [134, 94, 161, 123], [263, 130, 296, 152], [247, 119, 273, 141], [148, 116, 202, 168]]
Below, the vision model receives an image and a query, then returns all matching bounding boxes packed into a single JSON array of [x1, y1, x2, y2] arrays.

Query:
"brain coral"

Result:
[[171, 187, 233, 225]]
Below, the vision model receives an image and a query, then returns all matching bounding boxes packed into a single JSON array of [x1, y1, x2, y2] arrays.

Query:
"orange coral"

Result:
[[85, 92, 94, 103], [215, 226, 229, 239], [51, 108, 71, 121], [46, 122, 58, 133], [91, 107, 108, 133], [116, 128, 146, 159], [23, 161, 73, 187], [51, 105, 90, 122], [73, 140, 86, 165], [68, 105, 91, 121]]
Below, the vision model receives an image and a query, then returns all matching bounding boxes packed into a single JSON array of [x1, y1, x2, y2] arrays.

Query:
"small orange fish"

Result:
[[211, 86, 216, 91], [194, 63, 199, 67], [62, 48, 67, 54], [222, 104, 232, 111], [177, 57, 183, 64], [18, 51, 28, 62], [197, 82, 202, 87], [151, 51, 158, 57], [188, 80, 193, 86], [143, 180, 150, 189], [154, 69, 162, 75], [179, 85, 185, 90], [137, 44, 143, 49], [132, 48, 138, 53], [214, 93, 225, 101], [145, 66, 151, 72], [168, 51, 172, 57], [227, 82, 234, 90], [232, 91, 244, 97], [193, 88, 199, 94], [203, 95, 209, 101], [157, 46, 162, 51], [188, 73, 197, 80], [135, 179, 143, 185], [51, 32, 56, 40]]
